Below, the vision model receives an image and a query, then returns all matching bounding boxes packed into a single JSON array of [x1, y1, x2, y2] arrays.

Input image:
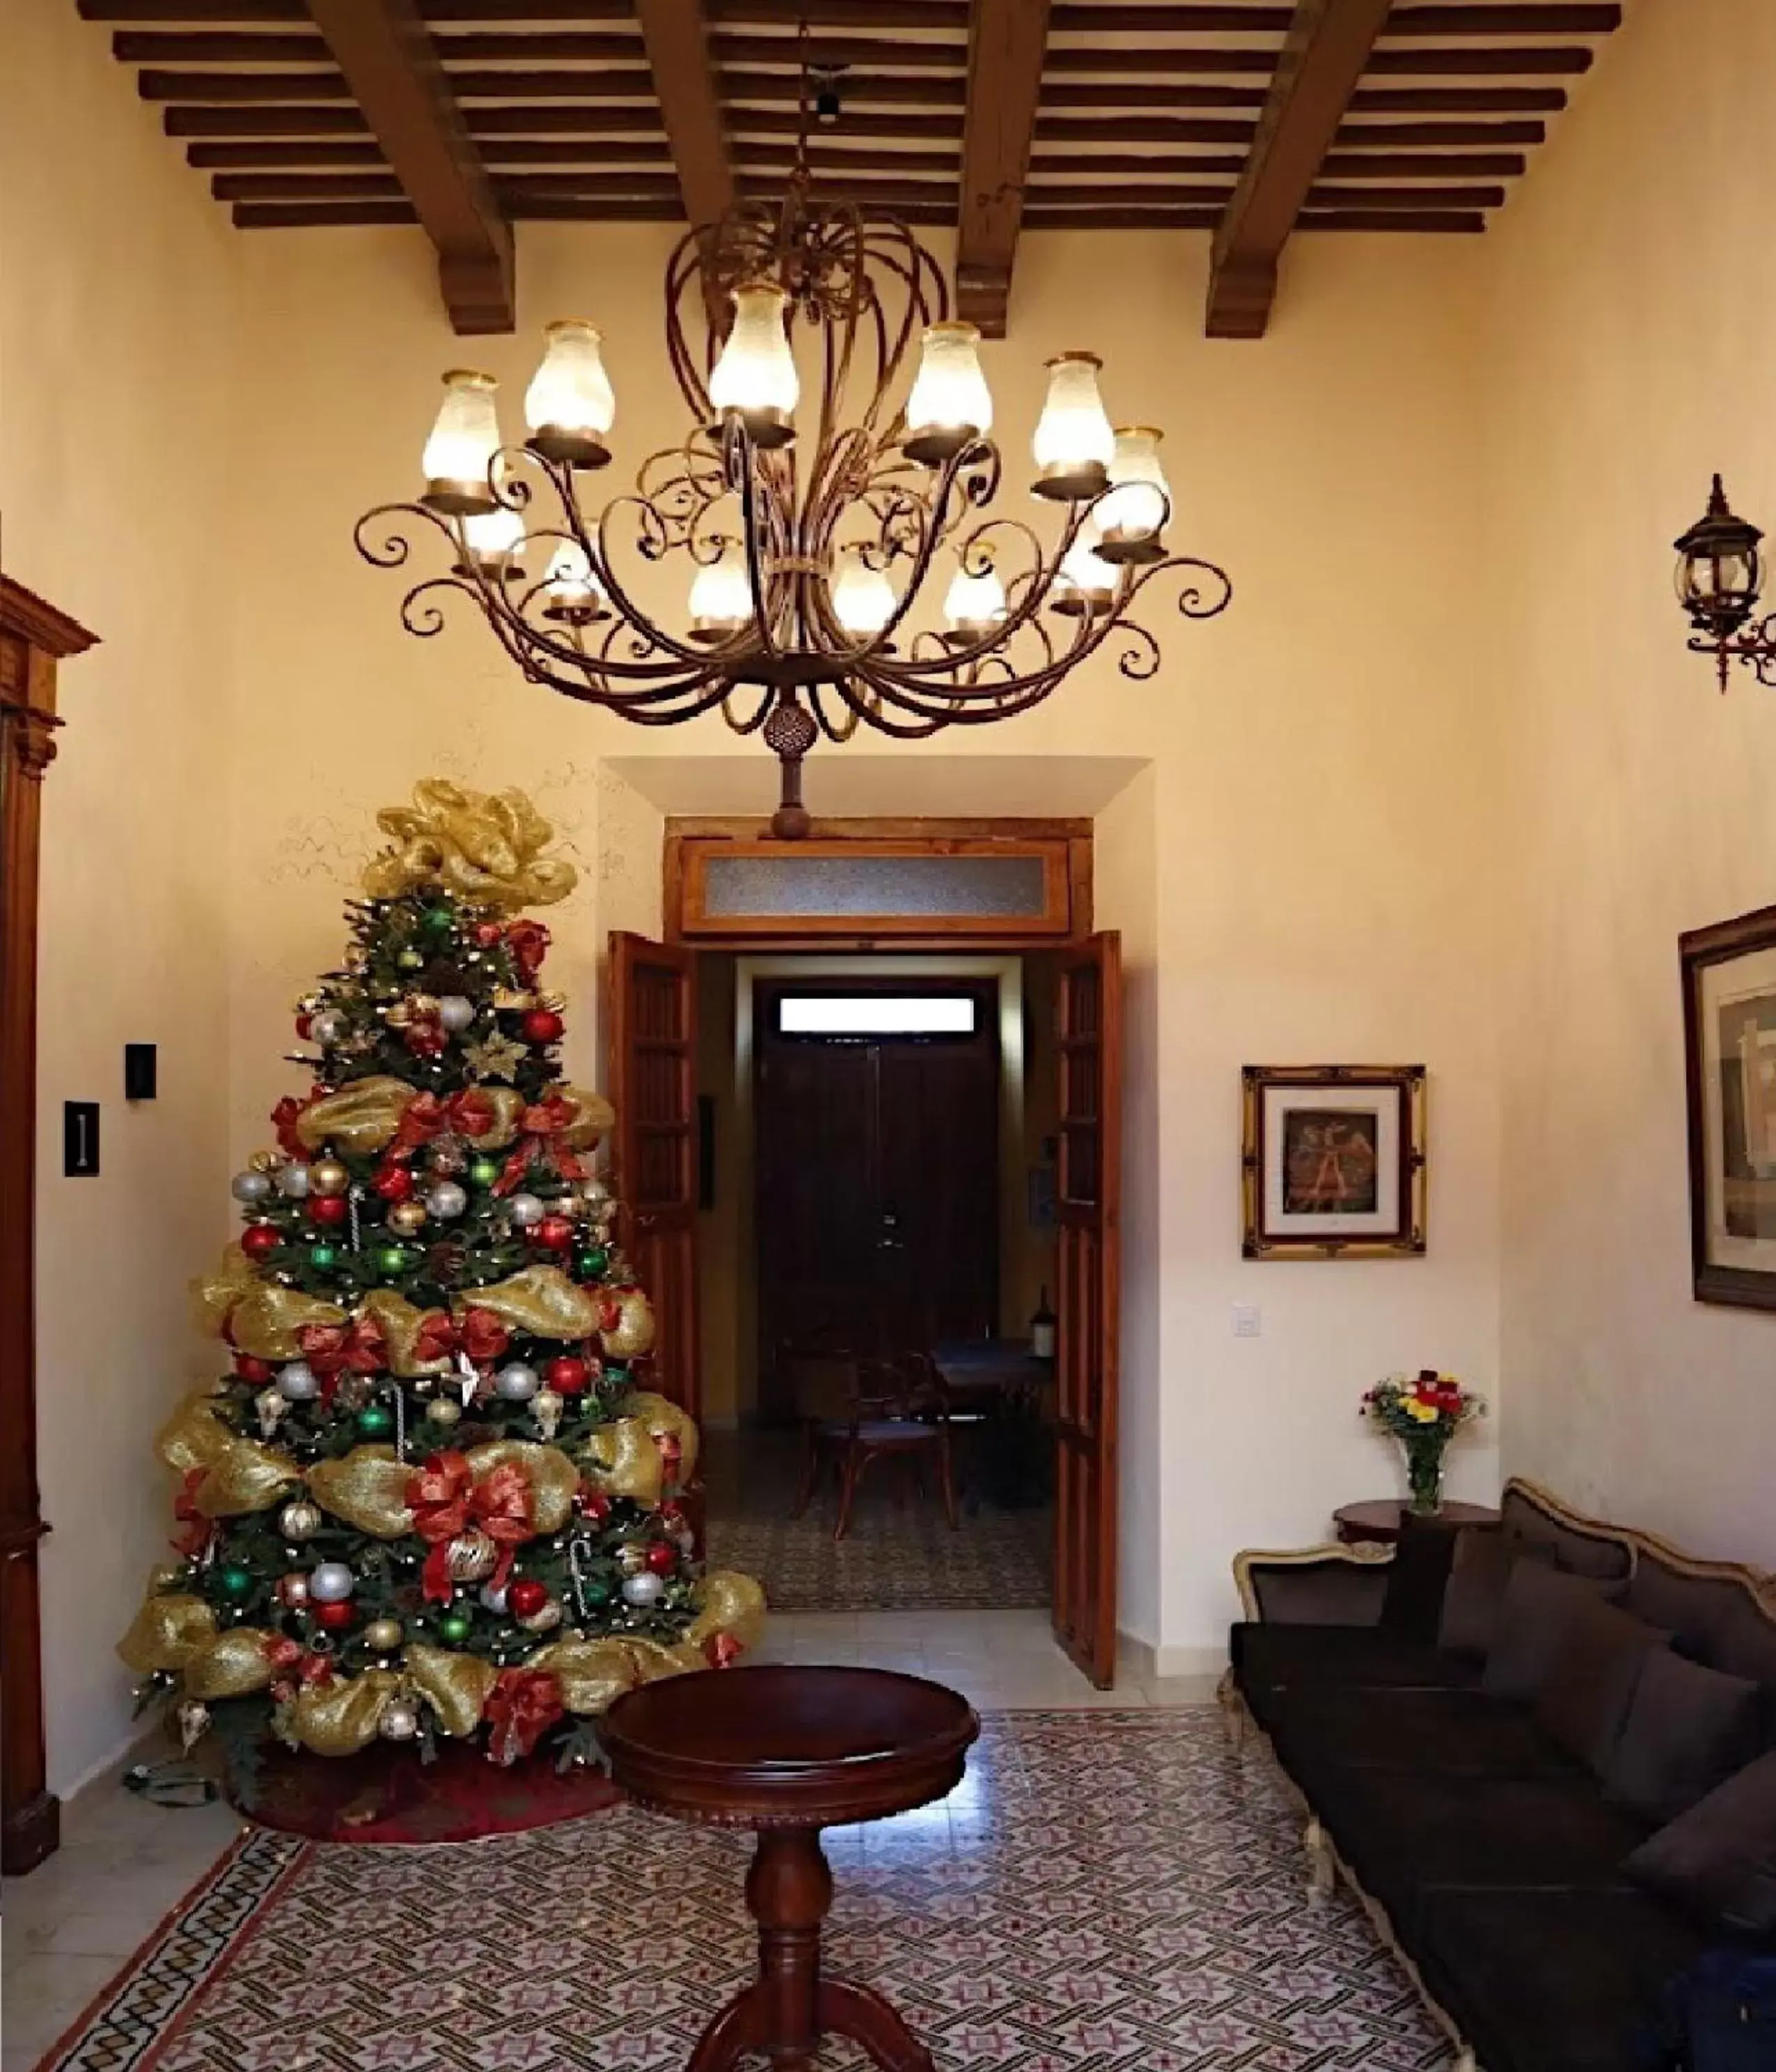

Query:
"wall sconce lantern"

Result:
[[1675, 474, 1768, 689]]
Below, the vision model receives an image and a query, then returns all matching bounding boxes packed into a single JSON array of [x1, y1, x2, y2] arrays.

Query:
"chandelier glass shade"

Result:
[[356, 184, 1233, 835]]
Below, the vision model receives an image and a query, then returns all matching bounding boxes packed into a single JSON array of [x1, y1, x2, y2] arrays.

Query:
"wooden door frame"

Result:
[[1, 578, 99, 1876]]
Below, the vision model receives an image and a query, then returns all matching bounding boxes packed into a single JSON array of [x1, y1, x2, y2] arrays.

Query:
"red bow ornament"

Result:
[[271, 1092, 321, 1160], [505, 920, 551, 984], [297, 1314, 388, 1404], [171, 1469, 215, 1557], [407, 1450, 535, 1603], [391, 1087, 497, 1159], [494, 1093, 586, 1195], [411, 1305, 510, 1372], [485, 1666, 565, 1765]]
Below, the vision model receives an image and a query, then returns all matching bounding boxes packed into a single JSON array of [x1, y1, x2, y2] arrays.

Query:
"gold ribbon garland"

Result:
[[620, 1389, 700, 1484], [190, 1245, 346, 1360], [457, 1265, 599, 1340], [361, 780, 578, 912], [285, 1668, 404, 1756], [157, 1392, 302, 1517], [405, 1643, 499, 1738]]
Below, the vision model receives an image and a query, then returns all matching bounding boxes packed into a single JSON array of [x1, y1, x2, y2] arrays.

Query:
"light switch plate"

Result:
[[1232, 1304, 1262, 1339]]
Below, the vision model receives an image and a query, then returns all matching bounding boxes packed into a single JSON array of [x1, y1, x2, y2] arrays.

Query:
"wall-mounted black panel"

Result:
[[124, 1044, 157, 1101], [63, 1102, 100, 1177]]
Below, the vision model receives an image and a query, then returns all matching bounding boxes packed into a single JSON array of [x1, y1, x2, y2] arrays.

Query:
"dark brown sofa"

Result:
[[1225, 1480, 1776, 2072]]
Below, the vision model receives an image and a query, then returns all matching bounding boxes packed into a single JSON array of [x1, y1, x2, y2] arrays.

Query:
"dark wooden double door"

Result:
[[755, 979, 1000, 1404]]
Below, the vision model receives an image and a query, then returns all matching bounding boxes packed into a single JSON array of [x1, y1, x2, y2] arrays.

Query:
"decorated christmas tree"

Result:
[[120, 780, 761, 1768]]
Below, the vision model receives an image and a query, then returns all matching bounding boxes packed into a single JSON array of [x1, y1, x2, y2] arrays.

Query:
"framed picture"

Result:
[[1680, 902, 1776, 1309], [1241, 1065, 1427, 1259]]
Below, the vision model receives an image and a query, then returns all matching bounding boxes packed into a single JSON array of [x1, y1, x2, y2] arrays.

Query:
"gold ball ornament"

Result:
[[517, 1597, 564, 1634], [310, 1158, 349, 1197], [445, 1526, 499, 1583], [363, 1617, 404, 1651], [618, 1541, 650, 1576], [407, 993, 441, 1021], [278, 1499, 323, 1541], [426, 1397, 462, 1427], [386, 1200, 428, 1237]]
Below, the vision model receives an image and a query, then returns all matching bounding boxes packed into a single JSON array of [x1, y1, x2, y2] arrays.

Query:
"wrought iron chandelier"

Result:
[[1674, 474, 1774, 691], [356, 71, 1232, 838]]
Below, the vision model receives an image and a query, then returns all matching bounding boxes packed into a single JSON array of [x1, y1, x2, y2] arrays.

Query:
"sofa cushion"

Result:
[[1379, 1512, 1463, 1642], [1532, 1592, 1667, 1775], [1626, 1748, 1776, 1934], [1230, 1622, 1473, 1730], [1484, 1560, 1619, 1703], [1438, 1525, 1554, 1658], [1605, 1647, 1763, 1825], [1413, 1886, 1708, 2072], [1500, 1485, 1636, 1582], [1309, 1764, 1651, 1939], [1271, 1685, 1583, 1790], [1626, 1549, 1776, 1689]]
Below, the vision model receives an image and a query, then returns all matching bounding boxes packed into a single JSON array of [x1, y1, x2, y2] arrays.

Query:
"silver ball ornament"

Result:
[[379, 1700, 421, 1742], [478, 1582, 510, 1615], [494, 1362, 540, 1402], [308, 1562, 355, 1603], [310, 1008, 348, 1046], [231, 1170, 272, 1204], [506, 1193, 546, 1229], [424, 1180, 467, 1221], [276, 1360, 321, 1402], [621, 1571, 666, 1609], [278, 1163, 313, 1200], [437, 995, 476, 1033], [579, 1177, 611, 1209], [277, 1500, 322, 1541]]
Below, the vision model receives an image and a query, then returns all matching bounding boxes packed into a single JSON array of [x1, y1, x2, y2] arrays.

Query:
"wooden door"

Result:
[[1053, 933, 1122, 1688], [607, 933, 700, 1420]]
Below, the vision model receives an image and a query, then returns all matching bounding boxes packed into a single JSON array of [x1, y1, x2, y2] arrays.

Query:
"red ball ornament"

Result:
[[546, 1354, 590, 1396], [308, 1195, 349, 1228], [507, 1578, 549, 1620], [372, 1165, 414, 1202], [644, 1541, 677, 1576], [576, 1486, 612, 1523], [234, 1353, 274, 1383], [534, 1215, 575, 1253], [406, 1023, 447, 1058], [473, 920, 503, 948], [241, 1223, 281, 1260], [312, 1599, 355, 1631], [521, 1008, 564, 1046], [294, 1012, 313, 1040]]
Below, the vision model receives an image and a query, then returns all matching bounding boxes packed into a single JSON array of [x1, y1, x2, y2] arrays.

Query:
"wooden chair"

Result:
[[792, 1353, 959, 1541]]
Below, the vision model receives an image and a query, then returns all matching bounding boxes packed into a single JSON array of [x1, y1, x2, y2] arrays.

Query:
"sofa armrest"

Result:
[[1233, 1543, 1393, 1625]]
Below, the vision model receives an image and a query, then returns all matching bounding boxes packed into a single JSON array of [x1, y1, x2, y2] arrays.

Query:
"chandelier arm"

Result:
[[478, 592, 732, 707], [353, 499, 464, 573], [665, 229, 714, 421], [576, 494, 737, 670], [863, 508, 1090, 682], [721, 684, 777, 735], [848, 444, 988, 654], [804, 682, 865, 744], [833, 668, 954, 739], [1120, 553, 1236, 623], [473, 560, 721, 685], [731, 425, 786, 661]]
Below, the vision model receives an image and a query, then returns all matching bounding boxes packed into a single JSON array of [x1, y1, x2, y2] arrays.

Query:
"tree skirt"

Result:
[[36, 1709, 1446, 2072], [227, 1735, 620, 1844]]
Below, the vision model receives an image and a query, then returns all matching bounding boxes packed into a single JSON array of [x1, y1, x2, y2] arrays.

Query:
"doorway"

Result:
[[606, 817, 1122, 1684]]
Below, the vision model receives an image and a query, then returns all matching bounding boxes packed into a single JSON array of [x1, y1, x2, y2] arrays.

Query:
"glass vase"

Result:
[[1404, 1435, 1447, 1516]]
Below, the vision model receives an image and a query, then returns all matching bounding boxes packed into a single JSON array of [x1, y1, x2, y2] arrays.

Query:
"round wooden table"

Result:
[[602, 1664, 979, 2072], [1333, 1497, 1500, 1545]]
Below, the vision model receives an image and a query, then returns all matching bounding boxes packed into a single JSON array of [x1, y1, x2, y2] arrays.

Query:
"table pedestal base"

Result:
[[688, 1828, 934, 2072]]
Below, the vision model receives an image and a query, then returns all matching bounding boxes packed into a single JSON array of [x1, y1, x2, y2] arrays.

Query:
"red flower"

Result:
[[505, 920, 551, 982]]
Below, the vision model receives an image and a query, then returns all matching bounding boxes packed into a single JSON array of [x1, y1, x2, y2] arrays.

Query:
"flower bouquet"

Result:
[[1361, 1370, 1485, 1516]]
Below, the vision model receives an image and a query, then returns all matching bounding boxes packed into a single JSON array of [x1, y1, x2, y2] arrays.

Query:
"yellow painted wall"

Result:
[[1, 2, 243, 1793], [1482, 0, 1776, 1564]]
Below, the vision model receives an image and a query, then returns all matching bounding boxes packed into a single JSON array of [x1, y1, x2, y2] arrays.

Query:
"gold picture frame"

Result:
[[1241, 1064, 1427, 1260]]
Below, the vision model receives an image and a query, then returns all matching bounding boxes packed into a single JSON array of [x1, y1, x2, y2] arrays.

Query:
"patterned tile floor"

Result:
[[5, 1617, 1447, 2072], [703, 1431, 1052, 1614]]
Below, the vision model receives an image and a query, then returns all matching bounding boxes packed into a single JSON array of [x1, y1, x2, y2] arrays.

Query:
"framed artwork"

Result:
[[1681, 902, 1776, 1309], [1241, 1065, 1427, 1259]]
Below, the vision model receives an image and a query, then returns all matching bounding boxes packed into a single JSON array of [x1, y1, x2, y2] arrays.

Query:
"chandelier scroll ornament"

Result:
[[355, 170, 1232, 836]]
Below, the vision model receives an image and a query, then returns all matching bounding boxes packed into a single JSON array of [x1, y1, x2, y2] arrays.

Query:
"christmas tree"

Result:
[[120, 780, 761, 1768]]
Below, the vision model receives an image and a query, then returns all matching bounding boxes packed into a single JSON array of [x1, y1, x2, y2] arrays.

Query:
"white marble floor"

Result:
[[1, 1610, 1213, 2070]]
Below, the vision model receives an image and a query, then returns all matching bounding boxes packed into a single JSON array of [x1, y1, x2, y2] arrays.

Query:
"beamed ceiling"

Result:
[[81, 0, 1624, 338]]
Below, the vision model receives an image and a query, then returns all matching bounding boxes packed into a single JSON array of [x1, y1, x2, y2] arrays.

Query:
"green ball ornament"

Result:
[[309, 1242, 339, 1269], [421, 905, 456, 937], [356, 1402, 395, 1438], [397, 948, 426, 971], [575, 1246, 611, 1280], [376, 1245, 409, 1276], [579, 1576, 613, 1606], [469, 1158, 501, 1188], [437, 1611, 472, 1645], [217, 1566, 253, 1603]]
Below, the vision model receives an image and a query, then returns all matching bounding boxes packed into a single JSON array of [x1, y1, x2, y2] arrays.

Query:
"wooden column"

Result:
[[0, 578, 98, 1876]]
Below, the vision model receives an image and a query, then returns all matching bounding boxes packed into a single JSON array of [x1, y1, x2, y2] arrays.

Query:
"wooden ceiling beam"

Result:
[[302, 0, 513, 333], [633, 1, 734, 235], [88, 0, 1618, 24], [954, 0, 1051, 338], [1206, 0, 1394, 340]]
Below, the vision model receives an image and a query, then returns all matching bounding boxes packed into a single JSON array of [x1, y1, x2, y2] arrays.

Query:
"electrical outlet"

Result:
[[1232, 1304, 1262, 1339]]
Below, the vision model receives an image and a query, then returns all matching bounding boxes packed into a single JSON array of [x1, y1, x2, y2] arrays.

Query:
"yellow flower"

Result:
[[1407, 1400, 1438, 1423]]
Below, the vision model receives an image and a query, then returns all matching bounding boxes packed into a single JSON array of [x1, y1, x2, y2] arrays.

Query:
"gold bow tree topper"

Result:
[[121, 781, 761, 1773]]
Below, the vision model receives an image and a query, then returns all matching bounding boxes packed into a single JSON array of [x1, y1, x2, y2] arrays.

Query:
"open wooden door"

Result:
[[1053, 932, 1122, 1688], [606, 933, 700, 1421]]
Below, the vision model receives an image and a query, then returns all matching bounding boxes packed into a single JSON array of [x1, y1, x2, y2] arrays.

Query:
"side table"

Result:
[[1333, 1498, 1500, 1546], [602, 1663, 979, 2072]]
